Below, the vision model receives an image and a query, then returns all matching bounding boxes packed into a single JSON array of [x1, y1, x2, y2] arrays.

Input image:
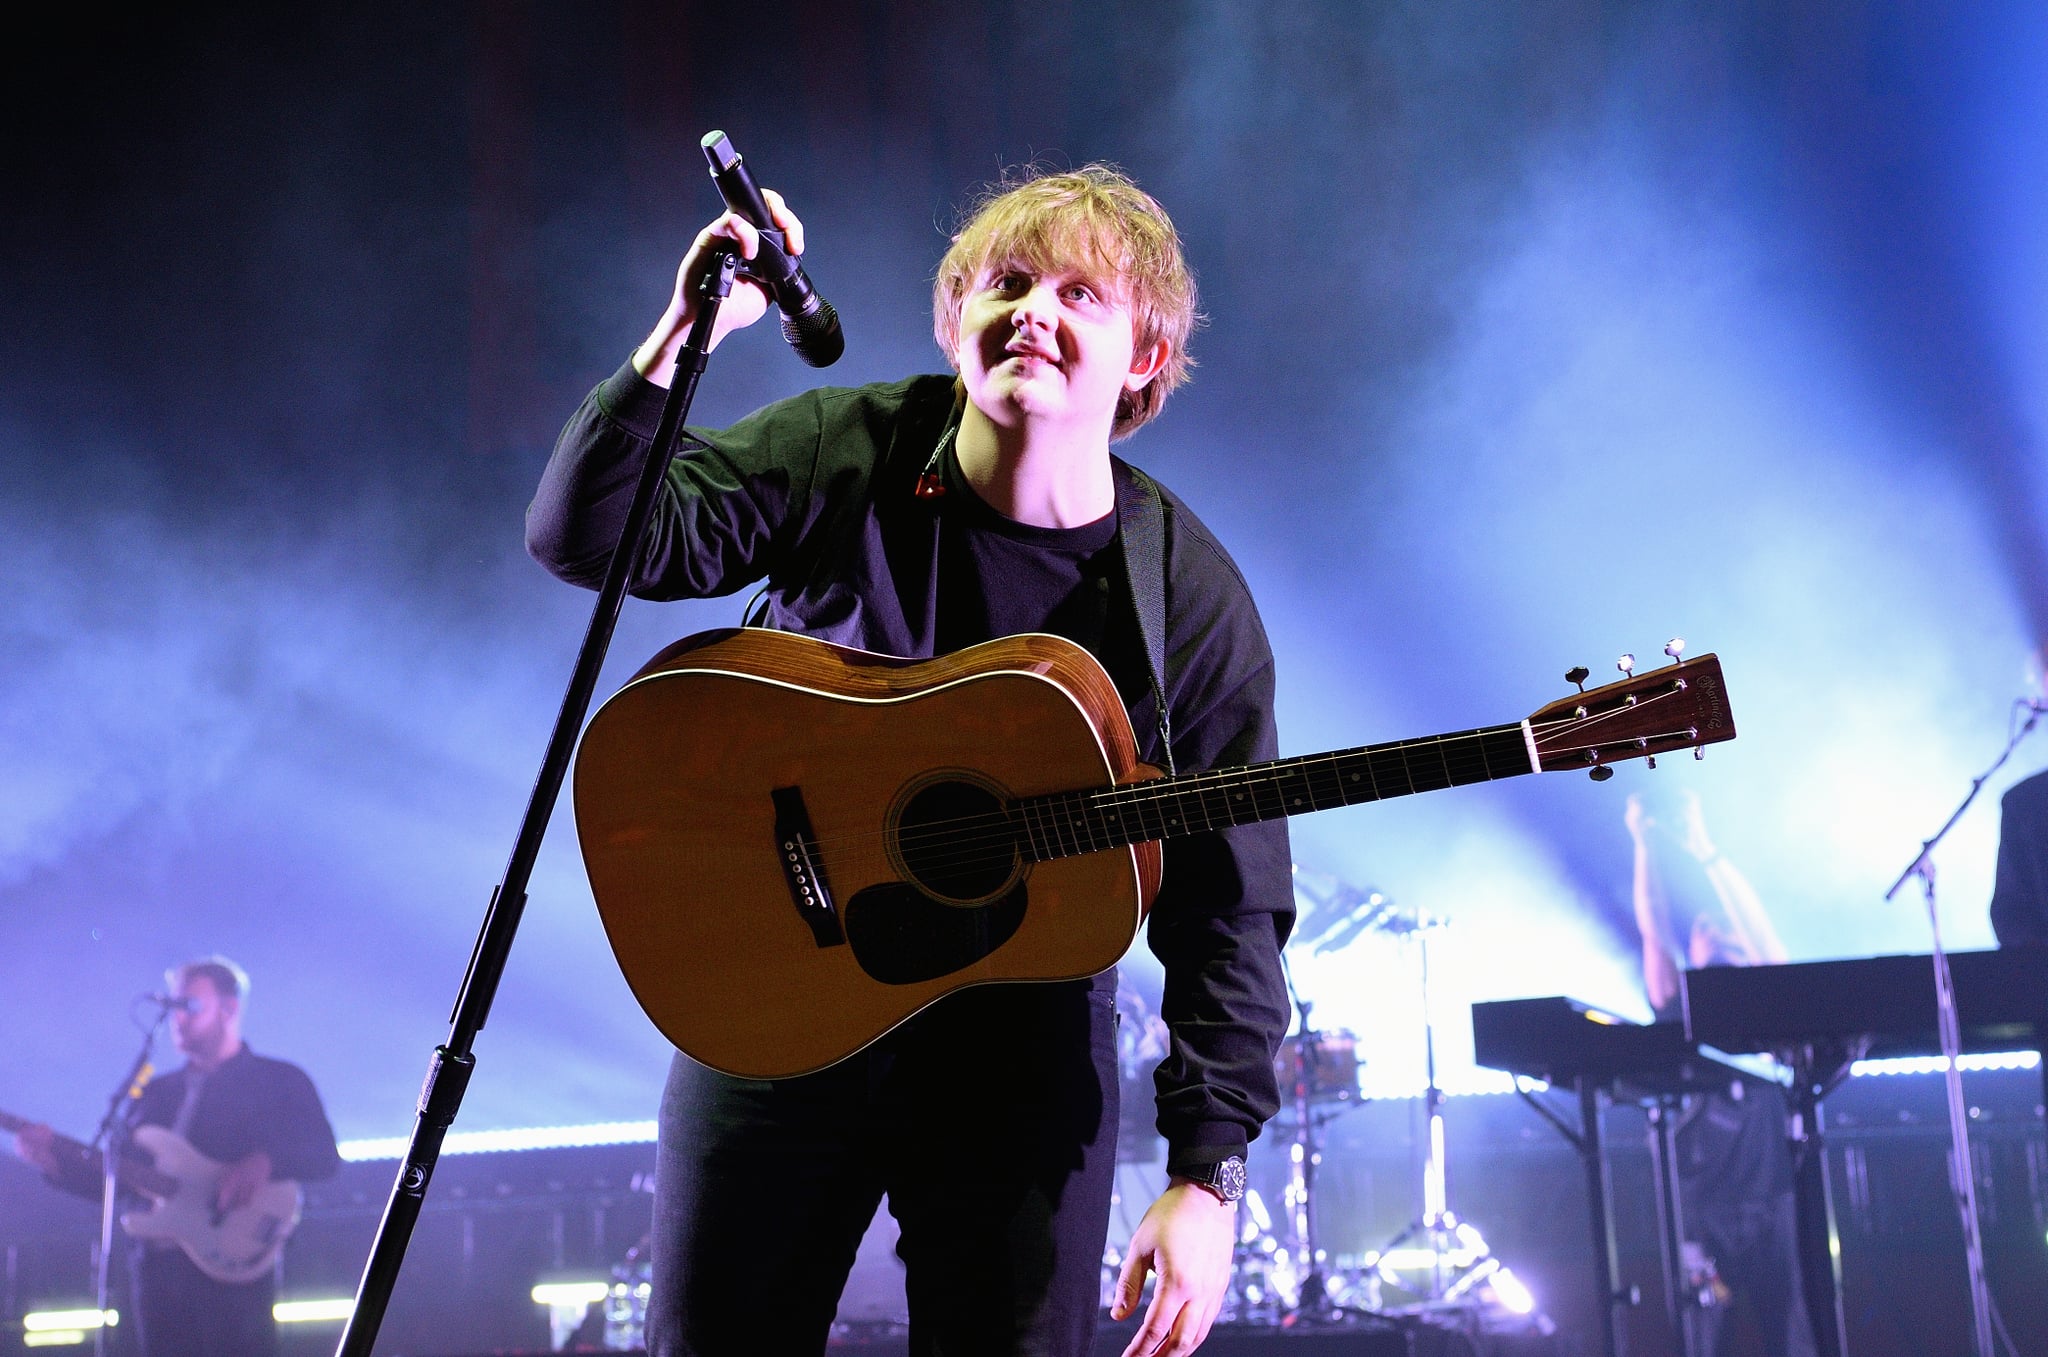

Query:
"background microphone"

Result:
[[146, 993, 198, 1013], [701, 131, 844, 367]]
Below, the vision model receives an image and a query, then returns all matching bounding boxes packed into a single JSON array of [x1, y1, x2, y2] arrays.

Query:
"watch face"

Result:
[[1213, 1156, 1247, 1202]]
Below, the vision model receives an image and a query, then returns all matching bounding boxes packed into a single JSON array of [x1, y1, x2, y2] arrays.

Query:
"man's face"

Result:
[[171, 975, 238, 1067], [953, 261, 1162, 440]]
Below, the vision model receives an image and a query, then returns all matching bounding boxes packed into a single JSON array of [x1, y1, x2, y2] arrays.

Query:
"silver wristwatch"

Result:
[[1178, 1154, 1247, 1203]]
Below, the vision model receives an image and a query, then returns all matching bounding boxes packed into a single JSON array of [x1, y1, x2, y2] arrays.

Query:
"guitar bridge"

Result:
[[771, 786, 844, 948]]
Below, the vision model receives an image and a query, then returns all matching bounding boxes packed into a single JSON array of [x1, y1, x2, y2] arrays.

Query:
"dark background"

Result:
[[2, 1, 2044, 1342]]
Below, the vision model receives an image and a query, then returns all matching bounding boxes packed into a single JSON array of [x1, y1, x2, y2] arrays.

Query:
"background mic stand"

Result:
[[88, 1002, 170, 1357], [1879, 696, 2043, 1357], [334, 245, 742, 1357]]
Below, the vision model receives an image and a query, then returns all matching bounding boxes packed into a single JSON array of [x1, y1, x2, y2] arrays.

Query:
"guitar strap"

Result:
[[747, 404, 1178, 775], [1113, 459, 1176, 776], [170, 1068, 207, 1137]]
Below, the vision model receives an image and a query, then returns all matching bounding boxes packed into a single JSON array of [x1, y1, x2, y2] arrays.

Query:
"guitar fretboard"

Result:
[[0, 1108, 177, 1197], [1010, 722, 1533, 862]]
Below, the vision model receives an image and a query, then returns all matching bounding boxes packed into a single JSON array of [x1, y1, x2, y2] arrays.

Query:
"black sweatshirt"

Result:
[[527, 365, 1294, 1173], [43, 1046, 340, 1202]]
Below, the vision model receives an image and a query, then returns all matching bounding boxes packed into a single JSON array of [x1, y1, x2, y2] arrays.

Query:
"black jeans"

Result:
[[1688, 1192, 1818, 1357], [132, 1246, 276, 1357], [647, 977, 1121, 1357]]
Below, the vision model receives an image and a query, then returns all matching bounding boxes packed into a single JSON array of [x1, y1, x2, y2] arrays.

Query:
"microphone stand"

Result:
[[334, 245, 742, 1357], [89, 1001, 173, 1357], [1880, 697, 2044, 1357]]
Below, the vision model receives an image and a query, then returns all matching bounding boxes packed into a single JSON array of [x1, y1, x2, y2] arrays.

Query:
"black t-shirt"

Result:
[[933, 442, 1127, 668]]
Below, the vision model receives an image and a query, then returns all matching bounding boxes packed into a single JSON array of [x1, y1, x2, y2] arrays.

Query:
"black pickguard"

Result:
[[843, 882, 1028, 985]]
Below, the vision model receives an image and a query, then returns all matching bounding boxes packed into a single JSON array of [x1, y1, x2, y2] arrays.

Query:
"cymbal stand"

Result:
[[1365, 918, 1525, 1316], [1275, 954, 1344, 1320]]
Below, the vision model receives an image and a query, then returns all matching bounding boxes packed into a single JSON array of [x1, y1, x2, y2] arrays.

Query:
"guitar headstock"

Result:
[[1525, 644, 1736, 779]]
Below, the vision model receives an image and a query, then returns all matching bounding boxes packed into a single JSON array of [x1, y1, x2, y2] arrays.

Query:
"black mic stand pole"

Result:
[[1880, 697, 2043, 1357], [89, 1002, 171, 1357], [335, 245, 742, 1357]]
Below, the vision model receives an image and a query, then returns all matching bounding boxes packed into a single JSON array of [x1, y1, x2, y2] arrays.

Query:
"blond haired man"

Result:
[[530, 166, 1291, 1357]]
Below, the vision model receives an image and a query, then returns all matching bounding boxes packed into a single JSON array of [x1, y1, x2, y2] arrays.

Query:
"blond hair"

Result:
[[933, 165, 1199, 439]]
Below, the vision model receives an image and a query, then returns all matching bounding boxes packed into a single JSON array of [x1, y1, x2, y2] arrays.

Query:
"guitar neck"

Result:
[[1, 1109, 177, 1197], [1013, 721, 1535, 861]]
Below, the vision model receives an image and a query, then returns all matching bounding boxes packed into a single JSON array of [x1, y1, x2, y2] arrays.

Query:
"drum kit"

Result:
[[1193, 864, 1533, 1328], [590, 861, 1529, 1347]]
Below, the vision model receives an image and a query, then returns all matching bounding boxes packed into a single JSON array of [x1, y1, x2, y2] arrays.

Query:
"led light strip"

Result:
[[1851, 1051, 2041, 1077], [330, 1053, 2043, 1163], [338, 1118, 657, 1161]]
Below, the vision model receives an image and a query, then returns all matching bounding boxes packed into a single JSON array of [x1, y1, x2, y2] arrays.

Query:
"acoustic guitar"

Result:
[[573, 628, 1734, 1079], [1, 1109, 302, 1283]]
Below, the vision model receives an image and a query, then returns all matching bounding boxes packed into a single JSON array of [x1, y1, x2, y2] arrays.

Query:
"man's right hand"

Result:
[[633, 190, 808, 387], [11, 1122, 61, 1176]]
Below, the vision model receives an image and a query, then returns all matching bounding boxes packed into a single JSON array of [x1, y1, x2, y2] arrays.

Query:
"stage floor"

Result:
[[416, 1311, 1565, 1357]]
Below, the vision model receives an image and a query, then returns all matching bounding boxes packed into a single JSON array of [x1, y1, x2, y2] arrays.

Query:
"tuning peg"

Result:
[[1663, 637, 1686, 664], [1647, 755, 1658, 770], [1589, 765, 1615, 782], [1694, 745, 1705, 761], [1617, 654, 1636, 677], [1566, 665, 1590, 692]]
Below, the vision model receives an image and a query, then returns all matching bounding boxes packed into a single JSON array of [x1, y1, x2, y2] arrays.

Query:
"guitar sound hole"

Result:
[[894, 777, 1018, 902]]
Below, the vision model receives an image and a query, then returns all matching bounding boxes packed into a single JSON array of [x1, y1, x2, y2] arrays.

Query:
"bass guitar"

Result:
[[1, 1110, 302, 1283], [573, 629, 1735, 1079]]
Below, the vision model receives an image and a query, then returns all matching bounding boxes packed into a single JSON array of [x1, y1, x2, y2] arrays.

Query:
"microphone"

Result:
[[147, 993, 198, 1014], [701, 131, 844, 367]]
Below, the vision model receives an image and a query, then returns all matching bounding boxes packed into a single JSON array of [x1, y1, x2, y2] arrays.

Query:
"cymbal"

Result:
[[1289, 863, 1446, 953]]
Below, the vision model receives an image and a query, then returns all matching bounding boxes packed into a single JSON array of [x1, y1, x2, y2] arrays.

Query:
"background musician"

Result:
[[10, 956, 340, 1357], [1989, 768, 2048, 948], [1626, 790, 1816, 1357]]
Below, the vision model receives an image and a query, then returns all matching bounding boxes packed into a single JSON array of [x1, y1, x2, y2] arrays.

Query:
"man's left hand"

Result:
[[214, 1151, 272, 1213], [1111, 1180, 1237, 1356]]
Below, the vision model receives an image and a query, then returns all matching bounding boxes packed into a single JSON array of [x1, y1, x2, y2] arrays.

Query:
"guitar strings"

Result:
[[796, 725, 1521, 870], [802, 689, 1692, 871], [786, 687, 1702, 881]]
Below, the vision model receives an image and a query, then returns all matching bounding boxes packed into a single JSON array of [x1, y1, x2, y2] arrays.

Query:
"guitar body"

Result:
[[575, 626, 1737, 1080], [119, 1126, 302, 1284], [574, 628, 1163, 1080]]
